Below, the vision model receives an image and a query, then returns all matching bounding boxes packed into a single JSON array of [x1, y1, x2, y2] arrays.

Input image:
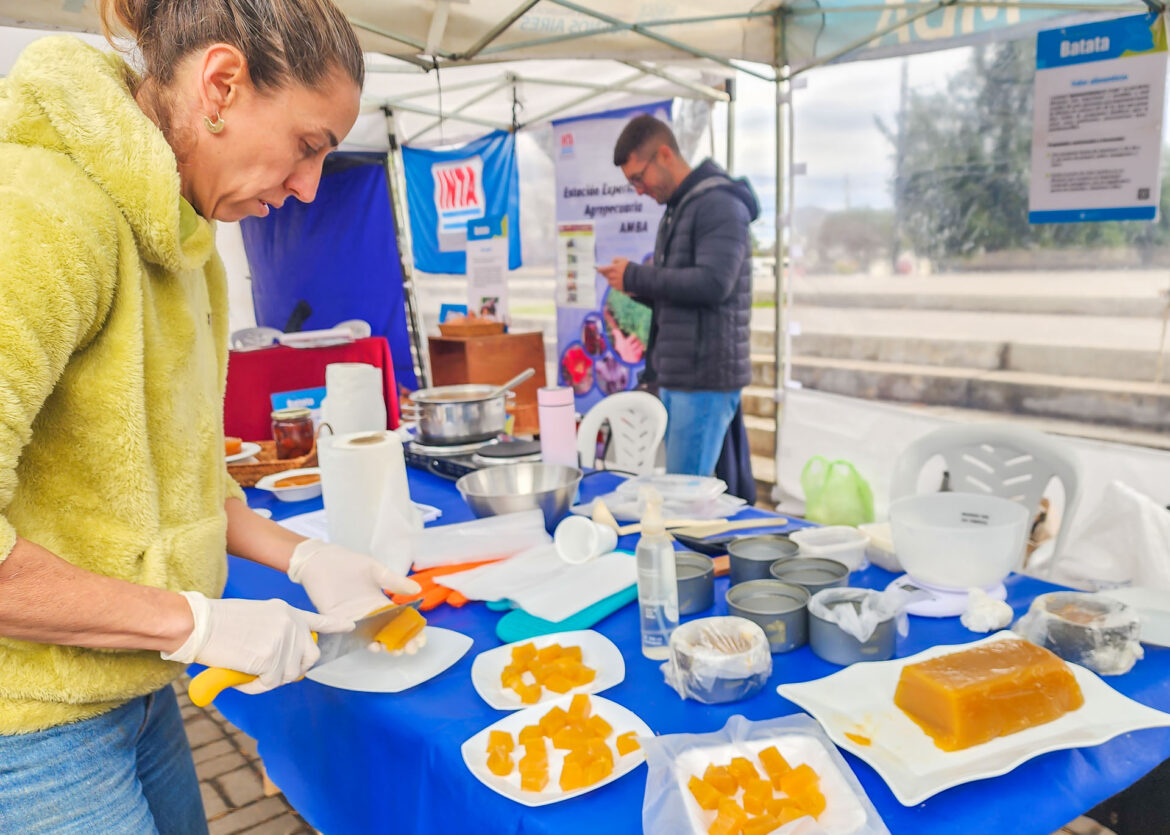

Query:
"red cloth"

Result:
[[224, 336, 400, 442]]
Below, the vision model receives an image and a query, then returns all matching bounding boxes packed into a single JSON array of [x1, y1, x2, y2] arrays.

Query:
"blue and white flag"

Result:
[[402, 130, 521, 274]]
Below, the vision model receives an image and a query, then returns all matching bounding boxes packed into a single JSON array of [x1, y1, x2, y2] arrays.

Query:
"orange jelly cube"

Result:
[[778, 764, 818, 798], [584, 758, 612, 786], [703, 764, 738, 796], [766, 798, 801, 819], [587, 739, 614, 767], [515, 682, 543, 705], [539, 706, 569, 736], [487, 730, 513, 755], [794, 785, 826, 818], [758, 746, 791, 784], [743, 816, 779, 835], [522, 740, 548, 763], [544, 674, 575, 694], [500, 664, 524, 688], [559, 760, 587, 791], [372, 607, 426, 651], [536, 643, 564, 663], [562, 645, 583, 662], [518, 724, 544, 744], [743, 779, 773, 815], [707, 813, 740, 835], [486, 751, 513, 777], [615, 731, 640, 756], [520, 767, 548, 792], [551, 727, 586, 751], [729, 757, 761, 790], [687, 775, 722, 811], [776, 806, 807, 826], [586, 715, 613, 740], [717, 797, 748, 827], [511, 642, 538, 665], [568, 693, 592, 720], [570, 666, 597, 686]]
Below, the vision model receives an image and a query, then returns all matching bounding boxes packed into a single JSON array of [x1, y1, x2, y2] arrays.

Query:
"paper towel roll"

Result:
[[321, 363, 387, 436], [319, 430, 420, 575]]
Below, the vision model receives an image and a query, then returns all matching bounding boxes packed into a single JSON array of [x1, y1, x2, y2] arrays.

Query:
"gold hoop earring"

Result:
[[203, 112, 225, 134]]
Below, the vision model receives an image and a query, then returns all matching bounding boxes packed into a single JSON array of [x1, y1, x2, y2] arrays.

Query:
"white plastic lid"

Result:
[[615, 474, 727, 503], [789, 526, 867, 550]]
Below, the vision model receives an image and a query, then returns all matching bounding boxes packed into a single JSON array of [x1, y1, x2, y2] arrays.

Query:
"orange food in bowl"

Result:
[[273, 473, 321, 489], [225, 436, 243, 456]]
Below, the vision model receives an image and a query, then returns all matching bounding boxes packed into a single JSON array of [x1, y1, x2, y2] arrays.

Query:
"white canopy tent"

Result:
[[5, 0, 1167, 586]]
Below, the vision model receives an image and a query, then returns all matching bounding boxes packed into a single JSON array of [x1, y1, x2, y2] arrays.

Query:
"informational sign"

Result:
[[466, 214, 510, 322], [1029, 12, 1168, 223], [401, 130, 521, 274], [552, 101, 671, 413], [556, 223, 596, 309]]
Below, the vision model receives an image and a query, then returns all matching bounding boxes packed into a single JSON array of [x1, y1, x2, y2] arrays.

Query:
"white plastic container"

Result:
[[888, 493, 1029, 590], [788, 526, 869, 572], [857, 521, 902, 572], [615, 474, 726, 518], [538, 386, 578, 467]]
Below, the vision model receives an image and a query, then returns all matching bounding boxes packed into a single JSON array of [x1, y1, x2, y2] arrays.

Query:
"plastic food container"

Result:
[[726, 535, 799, 586], [788, 526, 869, 572], [769, 557, 850, 595], [725, 580, 810, 653], [808, 588, 898, 665], [857, 521, 902, 572], [676, 551, 715, 616], [661, 616, 772, 704], [1014, 591, 1143, 676], [614, 474, 727, 517]]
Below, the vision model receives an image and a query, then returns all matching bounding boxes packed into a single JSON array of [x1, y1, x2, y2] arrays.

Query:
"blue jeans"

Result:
[[0, 686, 207, 834], [659, 388, 742, 476]]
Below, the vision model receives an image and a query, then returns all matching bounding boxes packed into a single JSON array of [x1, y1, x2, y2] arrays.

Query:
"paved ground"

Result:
[[174, 678, 312, 835]]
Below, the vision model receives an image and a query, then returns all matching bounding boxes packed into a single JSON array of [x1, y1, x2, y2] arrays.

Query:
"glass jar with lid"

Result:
[[271, 408, 314, 459]]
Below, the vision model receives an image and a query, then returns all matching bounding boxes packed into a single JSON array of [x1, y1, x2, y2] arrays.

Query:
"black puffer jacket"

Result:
[[623, 159, 759, 391]]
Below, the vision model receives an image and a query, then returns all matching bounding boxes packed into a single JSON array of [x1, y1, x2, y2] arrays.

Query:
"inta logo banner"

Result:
[[402, 130, 521, 274]]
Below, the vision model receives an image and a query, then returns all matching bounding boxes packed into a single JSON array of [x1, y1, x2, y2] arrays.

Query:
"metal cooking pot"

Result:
[[401, 384, 513, 446]]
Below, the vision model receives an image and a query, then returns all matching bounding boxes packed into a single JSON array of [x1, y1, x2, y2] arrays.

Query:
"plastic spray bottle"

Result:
[[636, 487, 679, 659]]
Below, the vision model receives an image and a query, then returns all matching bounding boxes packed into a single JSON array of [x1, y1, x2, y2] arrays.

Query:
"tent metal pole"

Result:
[[789, 1, 1146, 12], [382, 108, 432, 389], [404, 77, 515, 144], [375, 76, 503, 99], [458, 0, 543, 60], [789, 0, 957, 76], [773, 12, 788, 506], [519, 70, 648, 127], [618, 60, 731, 101], [349, 17, 458, 61], [726, 77, 736, 176], [541, 0, 777, 81]]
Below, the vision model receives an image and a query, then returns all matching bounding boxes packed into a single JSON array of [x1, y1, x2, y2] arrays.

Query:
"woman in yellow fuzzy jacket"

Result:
[[0, 1, 420, 831]]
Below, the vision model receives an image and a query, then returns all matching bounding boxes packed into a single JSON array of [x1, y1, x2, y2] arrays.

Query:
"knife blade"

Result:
[[187, 601, 420, 707]]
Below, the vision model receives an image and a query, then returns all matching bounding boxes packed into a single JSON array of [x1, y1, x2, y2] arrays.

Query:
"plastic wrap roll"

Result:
[[321, 363, 387, 436], [319, 430, 420, 574]]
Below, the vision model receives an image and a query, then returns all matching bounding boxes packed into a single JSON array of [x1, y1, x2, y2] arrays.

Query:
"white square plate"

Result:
[[673, 737, 870, 835], [470, 630, 625, 710], [461, 694, 652, 807], [777, 631, 1170, 806], [305, 627, 472, 693]]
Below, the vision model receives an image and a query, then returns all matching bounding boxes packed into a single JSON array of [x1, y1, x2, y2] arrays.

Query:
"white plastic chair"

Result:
[[576, 391, 668, 476], [890, 422, 1082, 562]]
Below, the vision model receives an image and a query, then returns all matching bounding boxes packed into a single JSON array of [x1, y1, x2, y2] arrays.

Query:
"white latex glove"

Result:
[[288, 538, 421, 622], [162, 591, 352, 694]]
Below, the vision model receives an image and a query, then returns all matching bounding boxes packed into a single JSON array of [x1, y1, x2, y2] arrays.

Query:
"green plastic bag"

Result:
[[800, 456, 875, 526]]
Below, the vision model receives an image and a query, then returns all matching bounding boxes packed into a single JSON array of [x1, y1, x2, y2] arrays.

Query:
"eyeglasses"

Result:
[[627, 149, 658, 188]]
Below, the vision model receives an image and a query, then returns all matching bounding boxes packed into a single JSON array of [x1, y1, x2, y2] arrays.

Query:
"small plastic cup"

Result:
[[554, 515, 619, 564]]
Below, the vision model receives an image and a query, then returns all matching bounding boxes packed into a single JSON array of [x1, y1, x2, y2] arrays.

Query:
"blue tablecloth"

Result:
[[216, 468, 1170, 835]]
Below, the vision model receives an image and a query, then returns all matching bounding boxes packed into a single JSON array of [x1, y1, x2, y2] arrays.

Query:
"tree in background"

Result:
[[878, 41, 1170, 264]]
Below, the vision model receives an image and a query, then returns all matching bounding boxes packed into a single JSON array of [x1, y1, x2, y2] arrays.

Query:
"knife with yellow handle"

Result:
[[188, 601, 423, 707]]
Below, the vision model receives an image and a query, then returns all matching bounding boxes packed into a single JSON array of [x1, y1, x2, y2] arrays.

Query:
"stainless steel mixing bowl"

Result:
[[455, 463, 583, 530]]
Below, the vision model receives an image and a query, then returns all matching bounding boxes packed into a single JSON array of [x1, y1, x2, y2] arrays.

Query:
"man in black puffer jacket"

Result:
[[598, 115, 760, 476]]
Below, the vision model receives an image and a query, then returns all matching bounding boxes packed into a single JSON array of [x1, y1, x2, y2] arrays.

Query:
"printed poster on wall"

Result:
[[552, 101, 671, 414], [1029, 12, 1168, 222], [466, 214, 510, 322], [556, 223, 596, 309], [401, 130, 522, 274]]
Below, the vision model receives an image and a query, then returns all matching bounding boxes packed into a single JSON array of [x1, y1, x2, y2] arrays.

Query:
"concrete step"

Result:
[[789, 356, 1170, 431]]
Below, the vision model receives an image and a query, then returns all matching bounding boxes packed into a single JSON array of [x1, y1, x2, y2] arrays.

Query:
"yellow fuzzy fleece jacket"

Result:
[[0, 37, 246, 734]]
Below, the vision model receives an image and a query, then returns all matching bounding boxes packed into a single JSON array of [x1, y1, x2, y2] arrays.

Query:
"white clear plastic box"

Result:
[[614, 475, 728, 517], [788, 526, 869, 572], [857, 522, 902, 572]]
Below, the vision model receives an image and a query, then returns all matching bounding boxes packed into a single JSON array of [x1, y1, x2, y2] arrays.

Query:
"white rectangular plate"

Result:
[[305, 627, 471, 693], [471, 629, 625, 710], [777, 631, 1170, 806], [461, 694, 652, 807]]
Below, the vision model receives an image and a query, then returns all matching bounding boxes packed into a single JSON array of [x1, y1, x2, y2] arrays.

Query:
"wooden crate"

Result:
[[427, 331, 547, 436]]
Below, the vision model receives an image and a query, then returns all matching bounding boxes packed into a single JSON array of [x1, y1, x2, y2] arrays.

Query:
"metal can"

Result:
[[271, 408, 314, 459]]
